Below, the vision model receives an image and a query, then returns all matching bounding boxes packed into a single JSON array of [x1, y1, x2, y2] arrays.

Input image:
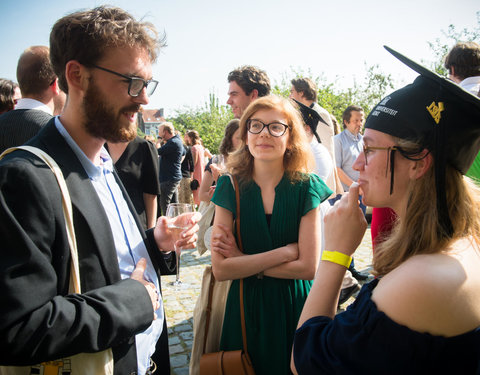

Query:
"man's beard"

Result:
[[82, 80, 138, 143]]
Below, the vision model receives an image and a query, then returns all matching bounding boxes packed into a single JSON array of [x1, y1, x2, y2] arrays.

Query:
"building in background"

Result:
[[139, 108, 164, 136]]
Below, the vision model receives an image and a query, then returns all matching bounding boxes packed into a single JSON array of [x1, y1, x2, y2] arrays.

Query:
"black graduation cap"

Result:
[[291, 98, 327, 143], [365, 45, 480, 236]]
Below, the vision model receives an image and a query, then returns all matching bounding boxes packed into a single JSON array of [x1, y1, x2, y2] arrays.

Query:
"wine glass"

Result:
[[213, 154, 225, 168], [166, 203, 195, 288], [211, 154, 225, 183]]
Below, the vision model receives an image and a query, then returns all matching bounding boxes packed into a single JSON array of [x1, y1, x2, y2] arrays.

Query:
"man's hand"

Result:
[[131, 258, 159, 319], [154, 211, 201, 252]]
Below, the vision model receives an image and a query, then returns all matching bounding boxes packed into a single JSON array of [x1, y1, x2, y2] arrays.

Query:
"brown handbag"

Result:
[[199, 175, 255, 375]]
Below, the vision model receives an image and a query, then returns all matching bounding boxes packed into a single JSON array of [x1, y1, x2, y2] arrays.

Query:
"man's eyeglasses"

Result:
[[246, 119, 289, 137], [363, 144, 398, 165], [91, 65, 158, 97]]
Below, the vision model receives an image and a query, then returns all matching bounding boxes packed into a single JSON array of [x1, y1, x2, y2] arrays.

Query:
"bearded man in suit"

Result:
[[0, 6, 200, 375]]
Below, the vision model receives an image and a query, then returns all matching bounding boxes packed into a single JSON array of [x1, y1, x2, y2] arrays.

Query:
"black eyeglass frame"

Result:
[[246, 119, 290, 137], [91, 64, 158, 97]]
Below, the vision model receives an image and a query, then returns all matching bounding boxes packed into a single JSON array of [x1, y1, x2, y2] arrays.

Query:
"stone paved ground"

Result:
[[161, 226, 374, 375]]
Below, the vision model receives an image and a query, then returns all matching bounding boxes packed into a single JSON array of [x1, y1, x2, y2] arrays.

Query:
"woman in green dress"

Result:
[[211, 95, 332, 374]]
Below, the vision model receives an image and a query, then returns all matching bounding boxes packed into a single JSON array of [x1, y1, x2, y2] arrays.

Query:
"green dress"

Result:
[[211, 173, 332, 375]]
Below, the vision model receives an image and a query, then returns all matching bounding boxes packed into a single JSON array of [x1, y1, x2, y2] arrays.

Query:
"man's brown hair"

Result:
[[342, 105, 364, 127], [444, 41, 480, 80], [16, 46, 56, 97], [227, 65, 270, 97], [50, 6, 163, 93], [291, 77, 318, 101]]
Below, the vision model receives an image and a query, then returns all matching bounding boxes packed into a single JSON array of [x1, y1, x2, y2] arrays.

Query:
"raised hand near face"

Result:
[[324, 182, 367, 257]]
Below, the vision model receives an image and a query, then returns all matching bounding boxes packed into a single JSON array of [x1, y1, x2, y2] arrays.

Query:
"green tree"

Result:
[[169, 92, 233, 154], [137, 128, 145, 137]]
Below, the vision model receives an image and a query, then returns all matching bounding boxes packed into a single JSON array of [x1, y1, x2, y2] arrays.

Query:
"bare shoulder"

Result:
[[372, 244, 480, 337]]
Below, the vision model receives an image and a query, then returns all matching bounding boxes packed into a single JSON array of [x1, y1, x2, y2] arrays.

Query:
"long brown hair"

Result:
[[373, 137, 480, 276], [219, 119, 240, 157], [186, 130, 201, 146], [0, 79, 18, 113], [226, 95, 314, 182]]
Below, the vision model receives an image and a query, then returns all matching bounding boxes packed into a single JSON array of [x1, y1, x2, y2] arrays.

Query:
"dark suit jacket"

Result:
[[0, 108, 52, 154], [0, 120, 176, 374]]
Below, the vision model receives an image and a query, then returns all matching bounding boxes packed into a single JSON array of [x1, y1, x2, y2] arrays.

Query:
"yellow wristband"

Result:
[[321, 251, 352, 268]]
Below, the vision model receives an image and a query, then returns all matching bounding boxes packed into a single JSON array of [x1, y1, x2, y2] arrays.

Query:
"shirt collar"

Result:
[[460, 76, 480, 86], [344, 128, 362, 141], [165, 134, 178, 143], [54, 116, 113, 180], [15, 98, 53, 115]]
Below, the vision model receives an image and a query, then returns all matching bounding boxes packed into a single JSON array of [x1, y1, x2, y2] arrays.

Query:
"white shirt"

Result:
[[310, 138, 333, 183], [334, 129, 363, 191], [460, 76, 480, 97], [14, 98, 53, 115], [54, 117, 163, 375]]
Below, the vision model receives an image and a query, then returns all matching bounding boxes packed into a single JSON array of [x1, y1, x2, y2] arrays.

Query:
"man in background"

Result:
[[290, 78, 335, 157], [445, 41, 480, 96], [290, 77, 342, 194], [227, 65, 270, 118], [0, 46, 66, 153], [334, 105, 370, 292], [445, 41, 480, 182], [334, 105, 365, 196], [158, 122, 185, 215]]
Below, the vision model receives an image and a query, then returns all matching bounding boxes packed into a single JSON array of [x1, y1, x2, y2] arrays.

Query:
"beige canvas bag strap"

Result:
[[202, 174, 238, 354], [0, 147, 114, 375], [201, 268, 216, 355], [0, 146, 81, 294]]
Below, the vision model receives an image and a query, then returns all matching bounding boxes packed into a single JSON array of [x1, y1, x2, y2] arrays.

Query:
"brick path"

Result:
[[161, 227, 374, 374]]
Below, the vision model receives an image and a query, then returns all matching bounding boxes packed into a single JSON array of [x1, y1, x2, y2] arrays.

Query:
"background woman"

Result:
[[0, 78, 21, 114], [292, 48, 480, 374], [198, 119, 241, 203], [106, 134, 161, 230], [185, 130, 205, 206], [211, 95, 332, 374]]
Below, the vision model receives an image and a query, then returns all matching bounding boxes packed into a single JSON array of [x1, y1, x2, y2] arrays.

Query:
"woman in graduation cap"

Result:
[[292, 47, 480, 374]]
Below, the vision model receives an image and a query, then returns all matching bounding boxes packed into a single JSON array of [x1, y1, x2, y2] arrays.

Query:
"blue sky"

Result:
[[0, 0, 478, 117]]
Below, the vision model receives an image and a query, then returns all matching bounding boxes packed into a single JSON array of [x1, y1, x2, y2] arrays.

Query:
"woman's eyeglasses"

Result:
[[246, 119, 289, 137]]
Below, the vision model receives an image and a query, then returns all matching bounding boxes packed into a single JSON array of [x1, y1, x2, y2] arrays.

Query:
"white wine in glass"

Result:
[[166, 203, 194, 288]]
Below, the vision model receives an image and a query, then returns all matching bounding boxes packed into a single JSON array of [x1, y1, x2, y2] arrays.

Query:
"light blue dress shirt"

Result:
[[54, 117, 163, 375], [334, 129, 363, 191]]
